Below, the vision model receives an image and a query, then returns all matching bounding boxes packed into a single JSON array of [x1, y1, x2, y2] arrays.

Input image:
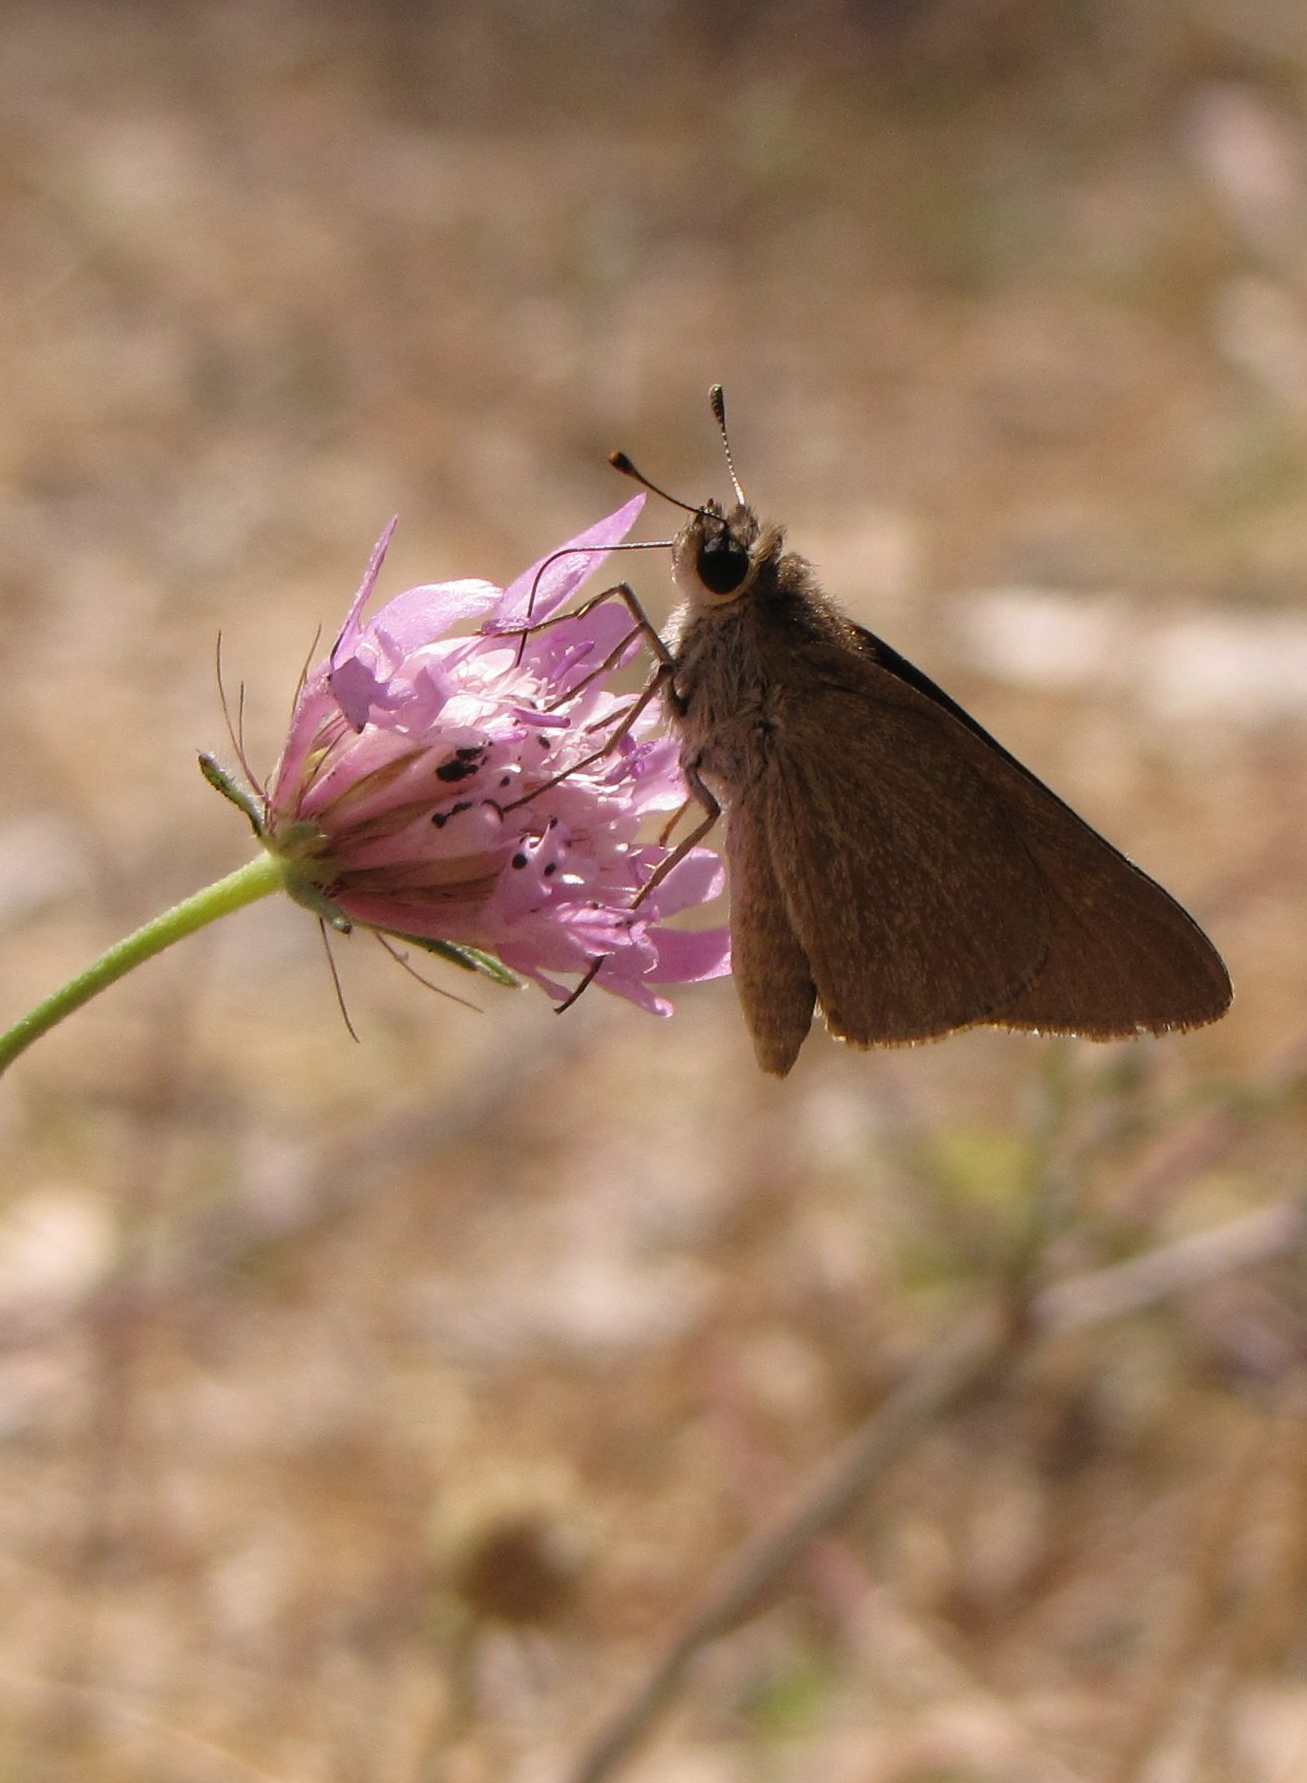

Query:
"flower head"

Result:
[[261, 500, 730, 1014]]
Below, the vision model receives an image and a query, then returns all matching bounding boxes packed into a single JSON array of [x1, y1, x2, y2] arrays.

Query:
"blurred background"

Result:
[[2, 2, 1306, 1778]]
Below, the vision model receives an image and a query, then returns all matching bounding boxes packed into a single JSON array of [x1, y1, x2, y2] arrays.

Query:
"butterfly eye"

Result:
[[698, 531, 751, 596]]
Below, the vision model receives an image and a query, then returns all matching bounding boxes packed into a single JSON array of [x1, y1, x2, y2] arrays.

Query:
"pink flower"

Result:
[[262, 500, 731, 1015]]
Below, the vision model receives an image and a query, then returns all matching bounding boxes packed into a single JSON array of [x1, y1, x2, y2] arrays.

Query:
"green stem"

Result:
[[0, 852, 287, 1077]]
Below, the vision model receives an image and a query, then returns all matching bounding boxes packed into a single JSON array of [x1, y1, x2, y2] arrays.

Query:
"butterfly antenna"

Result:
[[609, 451, 706, 517], [523, 537, 674, 622], [513, 536, 675, 664], [709, 384, 747, 507]]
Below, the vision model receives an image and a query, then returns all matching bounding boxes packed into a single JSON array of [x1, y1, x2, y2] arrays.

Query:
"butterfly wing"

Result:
[[848, 626, 1232, 1036], [726, 797, 816, 1075], [750, 627, 1230, 1062], [757, 668, 1051, 1054]]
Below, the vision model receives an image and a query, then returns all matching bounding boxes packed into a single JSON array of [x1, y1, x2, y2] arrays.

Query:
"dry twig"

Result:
[[568, 1199, 1307, 1783]]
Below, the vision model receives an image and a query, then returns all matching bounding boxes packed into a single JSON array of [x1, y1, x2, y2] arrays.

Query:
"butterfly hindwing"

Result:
[[725, 797, 815, 1075]]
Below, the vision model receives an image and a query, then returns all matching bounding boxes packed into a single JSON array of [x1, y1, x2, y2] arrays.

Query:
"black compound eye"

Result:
[[698, 531, 750, 595]]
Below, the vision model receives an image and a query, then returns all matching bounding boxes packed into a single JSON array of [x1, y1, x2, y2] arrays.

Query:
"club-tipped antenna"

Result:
[[709, 384, 747, 507], [608, 450, 706, 517]]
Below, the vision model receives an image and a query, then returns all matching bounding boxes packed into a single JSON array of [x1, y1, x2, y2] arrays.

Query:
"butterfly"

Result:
[[610, 389, 1231, 1075]]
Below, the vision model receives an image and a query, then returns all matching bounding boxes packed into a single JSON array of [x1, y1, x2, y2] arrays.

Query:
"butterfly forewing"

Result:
[[754, 629, 1231, 1054], [847, 623, 1232, 1035], [961, 745, 1232, 1036], [758, 656, 1052, 1050]]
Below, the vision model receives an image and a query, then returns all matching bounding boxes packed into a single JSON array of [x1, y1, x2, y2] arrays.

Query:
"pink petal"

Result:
[[642, 847, 727, 917], [646, 924, 733, 982], [268, 677, 338, 805], [330, 653, 389, 731], [596, 973, 675, 1018], [358, 579, 501, 657], [330, 582, 501, 729], [491, 495, 645, 627], [330, 517, 398, 671], [519, 597, 643, 686]]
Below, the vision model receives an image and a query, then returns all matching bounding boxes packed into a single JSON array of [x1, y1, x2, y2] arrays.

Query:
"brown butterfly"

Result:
[[611, 387, 1232, 1076]]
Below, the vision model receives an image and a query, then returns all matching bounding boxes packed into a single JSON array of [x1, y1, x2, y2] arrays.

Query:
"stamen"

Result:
[[319, 919, 360, 1043], [374, 932, 483, 1013], [214, 632, 266, 799]]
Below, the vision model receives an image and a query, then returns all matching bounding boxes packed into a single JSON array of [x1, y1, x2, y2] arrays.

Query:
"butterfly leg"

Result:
[[488, 583, 677, 818], [553, 956, 605, 1014], [630, 759, 721, 911], [493, 662, 673, 817], [551, 581, 676, 692], [657, 797, 693, 847], [551, 761, 718, 1017], [494, 584, 700, 1012], [501, 581, 677, 674], [540, 623, 644, 712]]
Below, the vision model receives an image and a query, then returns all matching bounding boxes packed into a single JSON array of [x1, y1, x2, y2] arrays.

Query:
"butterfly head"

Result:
[[609, 385, 784, 612], [671, 499, 783, 609]]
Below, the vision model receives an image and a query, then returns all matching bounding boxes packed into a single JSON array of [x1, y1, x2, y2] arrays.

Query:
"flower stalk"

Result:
[[0, 852, 286, 1076]]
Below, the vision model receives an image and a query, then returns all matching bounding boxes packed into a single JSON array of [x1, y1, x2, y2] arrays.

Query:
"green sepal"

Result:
[[280, 870, 353, 932], [199, 752, 265, 837], [389, 934, 523, 989]]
